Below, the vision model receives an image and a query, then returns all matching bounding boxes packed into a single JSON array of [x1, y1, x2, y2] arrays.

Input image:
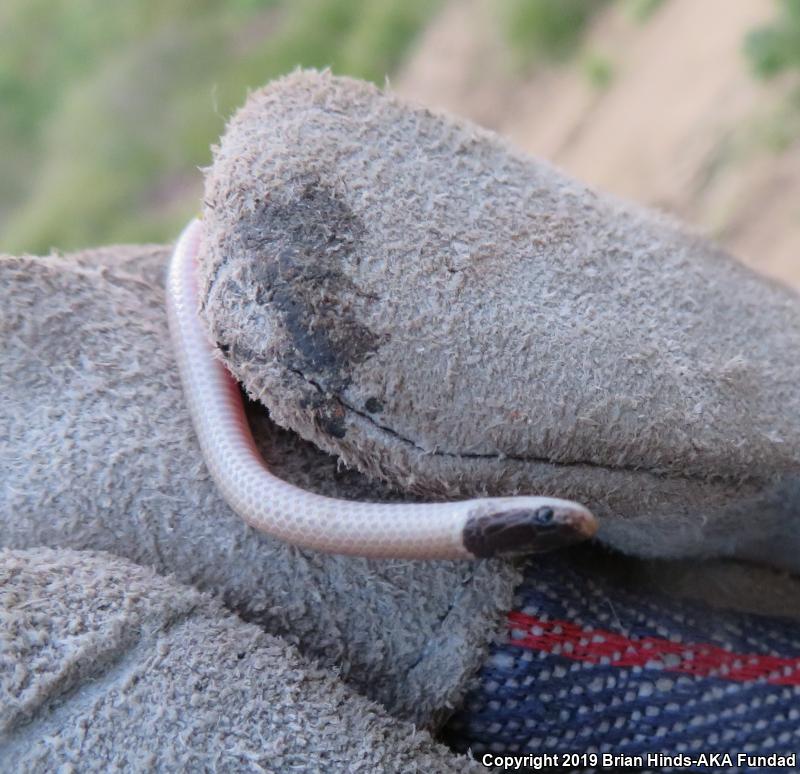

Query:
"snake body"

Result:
[[166, 219, 597, 559]]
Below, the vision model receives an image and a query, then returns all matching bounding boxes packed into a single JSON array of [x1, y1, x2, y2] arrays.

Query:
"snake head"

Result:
[[462, 499, 597, 559]]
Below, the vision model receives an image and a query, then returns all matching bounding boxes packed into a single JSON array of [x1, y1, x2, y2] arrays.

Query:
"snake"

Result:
[[166, 218, 598, 559]]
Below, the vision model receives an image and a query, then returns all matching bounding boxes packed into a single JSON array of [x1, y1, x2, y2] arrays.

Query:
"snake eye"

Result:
[[533, 506, 554, 525]]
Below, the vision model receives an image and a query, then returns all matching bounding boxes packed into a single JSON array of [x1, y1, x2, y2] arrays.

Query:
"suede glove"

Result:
[[5, 70, 800, 750], [202, 70, 800, 572], [0, 547, 485, 773]]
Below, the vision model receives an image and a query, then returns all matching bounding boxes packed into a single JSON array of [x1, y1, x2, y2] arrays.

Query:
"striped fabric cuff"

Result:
[[443, 555, 800, 771]]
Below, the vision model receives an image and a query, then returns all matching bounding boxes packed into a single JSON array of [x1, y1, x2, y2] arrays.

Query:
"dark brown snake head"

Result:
[[462, 503, 598, 559]]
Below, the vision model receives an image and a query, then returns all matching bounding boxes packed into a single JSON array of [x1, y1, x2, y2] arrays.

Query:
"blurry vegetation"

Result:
[[749, 90, 800, 153], [622, 0, 665, 24], [0, 0, 698, 253], [744, 0, 800, 154], [745, 0, 800, 78], [582, 52, 614, 90], [0, 0, 440, 253], [502, 0, 611, 67]]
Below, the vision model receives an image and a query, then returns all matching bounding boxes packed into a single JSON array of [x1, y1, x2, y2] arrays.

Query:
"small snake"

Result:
[[166, 219, 597, 559]]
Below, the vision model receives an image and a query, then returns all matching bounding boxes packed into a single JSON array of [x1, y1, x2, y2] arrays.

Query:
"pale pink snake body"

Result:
[[166, 219, 597, 559]]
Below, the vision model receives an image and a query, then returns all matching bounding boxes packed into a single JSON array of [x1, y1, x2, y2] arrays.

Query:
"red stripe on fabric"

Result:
[[507, 611, 800, 686]]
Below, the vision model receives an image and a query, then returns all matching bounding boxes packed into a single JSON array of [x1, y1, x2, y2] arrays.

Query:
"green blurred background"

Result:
[[1, 0, 798, 265], [0, 0, 445, 253]]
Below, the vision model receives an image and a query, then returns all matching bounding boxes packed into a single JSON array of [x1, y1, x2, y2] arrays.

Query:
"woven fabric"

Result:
[[444, 556, 800, 771]]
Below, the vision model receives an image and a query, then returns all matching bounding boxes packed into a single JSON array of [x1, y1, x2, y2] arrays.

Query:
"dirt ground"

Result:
[[396, 0, 800, 288]]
